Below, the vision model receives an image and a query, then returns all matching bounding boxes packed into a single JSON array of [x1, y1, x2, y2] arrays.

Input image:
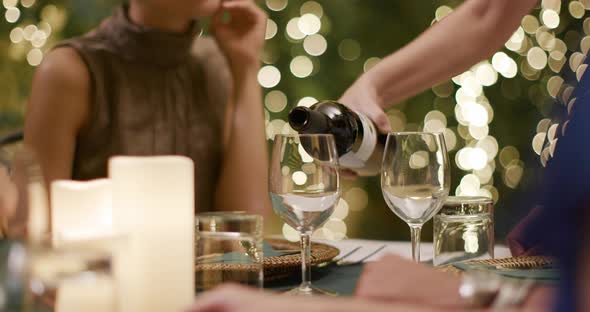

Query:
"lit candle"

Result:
[[50, 179, 112, 245], [109, 156, 195, 312]]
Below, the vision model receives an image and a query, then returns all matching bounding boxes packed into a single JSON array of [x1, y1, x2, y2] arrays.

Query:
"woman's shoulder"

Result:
[[34, 46, 90, 94], [27, 45, 91, 147]]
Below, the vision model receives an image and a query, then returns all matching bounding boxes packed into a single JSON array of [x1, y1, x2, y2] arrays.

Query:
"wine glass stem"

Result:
[[410, 225, 422, 262], [300, 231, 312, 290]]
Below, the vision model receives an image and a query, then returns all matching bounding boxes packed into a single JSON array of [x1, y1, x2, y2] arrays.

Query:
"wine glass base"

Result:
[[284, 285, 338, 296]]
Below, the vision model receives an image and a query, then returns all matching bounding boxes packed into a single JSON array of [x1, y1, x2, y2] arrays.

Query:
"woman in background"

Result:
[[23, 0, 269, 215]]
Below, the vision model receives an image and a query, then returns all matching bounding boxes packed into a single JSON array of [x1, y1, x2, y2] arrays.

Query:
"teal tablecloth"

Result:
[[265, 264, 364, 296]]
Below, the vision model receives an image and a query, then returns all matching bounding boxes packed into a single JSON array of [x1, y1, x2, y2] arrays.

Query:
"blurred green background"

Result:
[[0, 0, 585, 242]]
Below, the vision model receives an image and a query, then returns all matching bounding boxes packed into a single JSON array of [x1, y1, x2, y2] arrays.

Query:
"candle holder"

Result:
[[195, 212, 263, 292], [27, 236, 123, 312], [433, 196, 494, 266]]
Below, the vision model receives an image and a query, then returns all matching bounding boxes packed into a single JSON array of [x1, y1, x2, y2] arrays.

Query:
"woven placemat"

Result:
[[436, 256, 556, 276], [195, 239, 340, 287], [263, 239, 339, 281]]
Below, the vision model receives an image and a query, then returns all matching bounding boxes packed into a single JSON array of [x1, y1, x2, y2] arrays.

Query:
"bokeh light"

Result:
[[265, 90, 288, 113], [258, 65, 282, 88], [290, 55, 314, 78], [338, 39, 361, 61], [265, 19, 278, 40], [266, 0, 288, 12], [303, 34, 327, 56]]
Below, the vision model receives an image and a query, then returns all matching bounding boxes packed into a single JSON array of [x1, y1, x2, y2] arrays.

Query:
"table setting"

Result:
[[192, 131, 559, 307], [0, 132, 559, 311]]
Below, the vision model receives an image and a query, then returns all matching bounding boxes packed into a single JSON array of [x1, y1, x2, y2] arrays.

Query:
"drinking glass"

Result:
[[195, 212, 263, 292], [433, 196, 494, 266], [1, 145, 119, 311], [270, 134, 340, 296], [0, 241, 28, 311], [28, 239, 119, 312], [381, 132, 450, 262]]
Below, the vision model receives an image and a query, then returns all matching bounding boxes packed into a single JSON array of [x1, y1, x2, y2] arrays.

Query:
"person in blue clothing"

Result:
[[516, 55, 590, 311]]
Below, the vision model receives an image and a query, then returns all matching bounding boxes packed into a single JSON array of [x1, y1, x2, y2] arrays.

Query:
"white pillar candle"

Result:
[[109, 156, 195, 312], [50, 179, 112, 245], [55, 275, 116, 312]]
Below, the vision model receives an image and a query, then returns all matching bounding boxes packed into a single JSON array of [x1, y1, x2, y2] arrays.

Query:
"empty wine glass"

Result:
[[270, 134, 340, 296], [381, 132, 450, 262]]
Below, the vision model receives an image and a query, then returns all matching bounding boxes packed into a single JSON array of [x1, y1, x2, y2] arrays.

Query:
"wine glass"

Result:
[[270, 134, 340, 296], [381, 132, 450, 262]]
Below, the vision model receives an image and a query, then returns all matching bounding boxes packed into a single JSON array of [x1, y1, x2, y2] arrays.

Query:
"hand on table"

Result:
[[355, 254, 464, 309]]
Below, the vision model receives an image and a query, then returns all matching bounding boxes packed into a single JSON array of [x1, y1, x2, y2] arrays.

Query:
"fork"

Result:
[[337, 245, 387, 266], [316, 246, 362, 268]]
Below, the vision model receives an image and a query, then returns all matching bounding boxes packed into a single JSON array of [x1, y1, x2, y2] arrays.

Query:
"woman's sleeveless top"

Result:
[[58, 6, 231, 212]]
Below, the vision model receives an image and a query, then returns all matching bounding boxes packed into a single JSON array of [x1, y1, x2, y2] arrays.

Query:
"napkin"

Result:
[[263, 241, 300, 258]]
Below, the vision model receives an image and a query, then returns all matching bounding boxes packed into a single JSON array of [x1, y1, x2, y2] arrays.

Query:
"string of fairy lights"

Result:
[[2, 0, 590, 241]]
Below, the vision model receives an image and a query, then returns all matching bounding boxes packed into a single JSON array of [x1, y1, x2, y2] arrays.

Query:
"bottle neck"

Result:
[[289, 107, 331, 133]]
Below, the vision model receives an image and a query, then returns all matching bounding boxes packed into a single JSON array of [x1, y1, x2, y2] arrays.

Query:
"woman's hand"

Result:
[[212, 0, 267, 76], [339, 76, 392, 133]]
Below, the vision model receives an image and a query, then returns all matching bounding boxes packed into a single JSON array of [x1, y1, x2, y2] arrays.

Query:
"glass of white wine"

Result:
[[270, 134, 340, 296], [381, 132, 450, 262]]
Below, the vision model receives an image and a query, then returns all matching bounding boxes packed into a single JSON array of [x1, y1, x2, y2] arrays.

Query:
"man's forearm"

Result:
[[364, 0, 537, 108]]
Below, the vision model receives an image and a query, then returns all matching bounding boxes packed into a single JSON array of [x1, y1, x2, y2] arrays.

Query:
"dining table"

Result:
[[265, 239, 512, 295]]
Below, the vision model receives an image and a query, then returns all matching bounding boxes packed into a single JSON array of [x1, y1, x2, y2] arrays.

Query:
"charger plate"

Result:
[[437, 256, 556, 276], [263, 239, 340, 281], [195, 239, 340, 286]]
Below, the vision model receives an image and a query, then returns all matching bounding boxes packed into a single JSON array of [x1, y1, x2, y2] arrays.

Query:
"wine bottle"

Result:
[[288, 100, 387, 176]]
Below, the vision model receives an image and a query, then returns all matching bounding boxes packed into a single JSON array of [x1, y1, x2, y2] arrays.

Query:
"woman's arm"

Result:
[[340, 0, 538, 132], [24, 48, 90, 186], [213, 0, 271, 215], [187, 284, 475, 312]]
